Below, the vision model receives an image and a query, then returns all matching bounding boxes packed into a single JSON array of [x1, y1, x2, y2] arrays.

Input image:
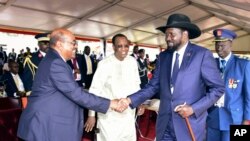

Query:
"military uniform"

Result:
[[206, 29, 250, 141], [21, 33, 49, 94]]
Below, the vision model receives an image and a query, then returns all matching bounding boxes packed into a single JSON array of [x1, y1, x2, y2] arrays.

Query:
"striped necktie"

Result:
[[220, 59, 226, 73]]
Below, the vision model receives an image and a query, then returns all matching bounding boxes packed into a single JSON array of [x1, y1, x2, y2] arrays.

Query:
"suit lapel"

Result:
[[8, 73, 18, 91], [224, 55, 235, 75], [180, 43, 193, 71], [161, 50, 173, 90]]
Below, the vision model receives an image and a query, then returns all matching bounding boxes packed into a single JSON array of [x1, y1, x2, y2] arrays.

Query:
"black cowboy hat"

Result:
[[156, 13, 201, 39]]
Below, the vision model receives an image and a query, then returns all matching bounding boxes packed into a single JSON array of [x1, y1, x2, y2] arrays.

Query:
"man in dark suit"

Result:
[[137, 49, 148, 88], [0, 46, 7, 64], [121, 13, 225, 141], [8, 48, 17, 61], [17, 28, 127, 141], [82, 46, 96, 89], [67, 50, 84, 87], [21, 33, 50, 95], [130, 45, 139, 59], [16, 49, 25, 75], [0, 46, 7, 75], [206, 29, 250, 141], [0, 61, 25, 97]]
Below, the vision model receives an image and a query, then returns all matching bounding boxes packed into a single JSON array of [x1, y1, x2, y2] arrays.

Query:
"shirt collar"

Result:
[[175, 42, 188, 56], [219, 52, 231, 62], [39, 50, 46, 57], [11, 72, 18, 77]]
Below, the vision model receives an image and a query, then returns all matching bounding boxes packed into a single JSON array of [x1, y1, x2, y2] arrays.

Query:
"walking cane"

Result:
[[174, 102, 196, 141], [184, 117, 196, 141]]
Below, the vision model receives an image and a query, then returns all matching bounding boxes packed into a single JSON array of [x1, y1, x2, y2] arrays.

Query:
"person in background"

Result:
[[0, 46, 7, 64], [16, 49, 25, 75], [34, 47, 38, 53], [85, 33, 143, 141], [145, 54, 150, 65], [120, 13, 225, 141], [22, 33, 50, 95], [206, 29, 250, 141], [130, 45, 139, 59], [137, 49, 148, 88], [90, 51, 97, 62], [17, 28, 127, 141], [8, 48, 17, 61], [97, 53, 103, 63], [0, 46, 7, 75], [67, 48, 84, 87], [0, 61, 25, 97], [24, 47, 31, 57], [82, 46, 96, 89]]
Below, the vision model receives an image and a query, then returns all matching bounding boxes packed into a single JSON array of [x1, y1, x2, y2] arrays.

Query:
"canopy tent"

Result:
[[0, 0, 249, 53]]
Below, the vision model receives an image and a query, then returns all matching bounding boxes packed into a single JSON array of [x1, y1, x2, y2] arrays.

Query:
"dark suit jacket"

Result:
[[137, 58, 148, 88], [0, 51, 7, 64], [67, 54, 84, 86], [129, 42, 225, 141], [81, 54, 96, 82], [0, 72, 19, 97], [21, 51, 44, 91], [17, 48, 110, 141], [8, 52, 17, 61]]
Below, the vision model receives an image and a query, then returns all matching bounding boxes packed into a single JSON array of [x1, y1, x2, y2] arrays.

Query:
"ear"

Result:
[[183, 30, 188, 38], [56, 40, 63, 50]]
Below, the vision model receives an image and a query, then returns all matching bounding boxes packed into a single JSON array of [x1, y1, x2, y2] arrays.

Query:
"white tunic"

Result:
[[89, 54, 141, 141]]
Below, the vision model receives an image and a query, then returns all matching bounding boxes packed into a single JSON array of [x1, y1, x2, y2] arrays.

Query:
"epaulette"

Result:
[[23, 55, 38, 80]]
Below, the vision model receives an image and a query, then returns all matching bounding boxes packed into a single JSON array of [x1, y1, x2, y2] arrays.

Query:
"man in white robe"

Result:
[[85, 33, 141, 141]]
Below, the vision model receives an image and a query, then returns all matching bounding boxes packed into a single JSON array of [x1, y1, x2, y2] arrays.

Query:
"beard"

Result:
[[167, 40, 182, 52]]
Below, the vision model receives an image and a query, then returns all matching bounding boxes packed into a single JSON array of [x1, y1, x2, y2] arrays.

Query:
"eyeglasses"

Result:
[[65, 40, 77, 46]]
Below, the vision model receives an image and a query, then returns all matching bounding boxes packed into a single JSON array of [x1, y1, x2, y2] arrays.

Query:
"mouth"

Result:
[[167, 42, 174, 47]]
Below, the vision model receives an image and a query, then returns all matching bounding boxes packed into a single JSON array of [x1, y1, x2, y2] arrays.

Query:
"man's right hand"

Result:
[[110, 99, 129, 112], [84, 116, 96, 132]]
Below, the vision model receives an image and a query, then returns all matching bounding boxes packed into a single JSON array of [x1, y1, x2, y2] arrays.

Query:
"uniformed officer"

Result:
[[206, 29, 250, 141], [22, 33, 50, 95]]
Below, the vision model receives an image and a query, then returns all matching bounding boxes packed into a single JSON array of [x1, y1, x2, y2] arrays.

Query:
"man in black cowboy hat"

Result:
[[21, 32, 50, 95], [120, 13, 225, 141]]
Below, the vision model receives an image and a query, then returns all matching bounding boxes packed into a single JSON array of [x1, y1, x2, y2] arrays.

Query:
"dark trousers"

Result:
[[84, 74, 93, 89], [161, 114, 177, 141]]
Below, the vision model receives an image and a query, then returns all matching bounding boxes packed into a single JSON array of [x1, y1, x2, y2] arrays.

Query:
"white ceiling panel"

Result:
[[142, 36, 166, 47], [220, 25, 240, 31], [216, 3, 250, 18], [0, 0, 249, 53], [120, 30, 155, 42], [0, 6, 75, 30], [192, 32, 213, 42], [14, 0, 108, 17], [163, 5, 210, 21], [119, 0, 187, 14], [197, 17, 226, 31], [69, 20, 123, 38], [135, 19, 166, 33], [0, 0, 7, 3], [190, 0, 219, 9], [89, 5, 150, 27], [236, 30, 249, 36]]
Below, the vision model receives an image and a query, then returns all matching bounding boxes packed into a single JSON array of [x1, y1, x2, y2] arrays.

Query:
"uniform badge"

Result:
[[217, 29, 222, 37], [228, 78, 239, 89]]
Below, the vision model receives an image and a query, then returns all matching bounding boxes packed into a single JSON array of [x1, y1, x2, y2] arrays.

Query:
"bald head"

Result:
[[50, 28, 78, 60]]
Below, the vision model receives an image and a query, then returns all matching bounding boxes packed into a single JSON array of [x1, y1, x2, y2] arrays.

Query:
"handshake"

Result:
[[110, 98, 131, 112]]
